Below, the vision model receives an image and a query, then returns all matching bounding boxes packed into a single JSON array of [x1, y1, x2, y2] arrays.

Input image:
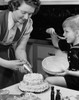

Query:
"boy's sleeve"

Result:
[[58, 39, 70, 52]]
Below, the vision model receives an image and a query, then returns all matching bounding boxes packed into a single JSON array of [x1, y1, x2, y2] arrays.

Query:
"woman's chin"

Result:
[[66, 39, 71, 44], [18, 20, 24, 24]]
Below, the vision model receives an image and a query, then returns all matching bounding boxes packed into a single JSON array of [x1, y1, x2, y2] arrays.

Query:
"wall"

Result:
[[31, 5, 79, 40], [0, 0, 8, 5], [40, 0, 79, 4]]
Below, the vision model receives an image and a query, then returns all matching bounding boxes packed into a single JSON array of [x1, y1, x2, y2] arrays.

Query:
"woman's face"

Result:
[[63, 27, 76, 44], [13, 1, 35, 24]]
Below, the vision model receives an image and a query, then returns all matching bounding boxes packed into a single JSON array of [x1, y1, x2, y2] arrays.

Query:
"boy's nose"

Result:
[[63, 32, 65, 37]]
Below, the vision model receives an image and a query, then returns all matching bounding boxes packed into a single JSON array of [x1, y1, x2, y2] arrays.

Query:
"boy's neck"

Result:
[[73, 39, 79, 46]]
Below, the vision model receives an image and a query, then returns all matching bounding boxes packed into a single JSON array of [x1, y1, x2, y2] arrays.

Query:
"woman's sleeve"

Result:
[[58, 39, 70, 52], [24, 18, 33, 36]]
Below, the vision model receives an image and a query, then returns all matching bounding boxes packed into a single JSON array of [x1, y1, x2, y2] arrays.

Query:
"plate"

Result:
[[6, 93, 41, 100], [42, 56, 69, 75]]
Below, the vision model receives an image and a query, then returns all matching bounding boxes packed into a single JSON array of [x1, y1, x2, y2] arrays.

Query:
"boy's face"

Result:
[[12, 1, 35, 24], [63, 27, 76, 44]]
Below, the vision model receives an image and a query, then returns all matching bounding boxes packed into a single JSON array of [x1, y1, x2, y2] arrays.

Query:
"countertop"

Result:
[[28, 38, 59, 49], [3, 83, 79, 100], [28, 38, 52, 45]]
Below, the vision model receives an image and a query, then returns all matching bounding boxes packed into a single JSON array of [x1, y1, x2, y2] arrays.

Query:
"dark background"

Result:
[[1, 5, 79, 40], [31, 5, 79, 40]]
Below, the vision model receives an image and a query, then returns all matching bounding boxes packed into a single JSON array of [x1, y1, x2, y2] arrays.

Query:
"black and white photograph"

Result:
[[0, 0, 79, 100]]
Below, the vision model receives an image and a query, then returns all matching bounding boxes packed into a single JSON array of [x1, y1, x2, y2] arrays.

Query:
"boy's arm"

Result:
[[67, 70, 79, 77], [46, 28, 59, 48]]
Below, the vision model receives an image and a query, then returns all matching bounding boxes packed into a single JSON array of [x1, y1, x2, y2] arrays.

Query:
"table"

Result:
[[3, 83, 79, 100]]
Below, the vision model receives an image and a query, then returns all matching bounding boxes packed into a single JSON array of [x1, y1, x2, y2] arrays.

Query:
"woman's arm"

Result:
[[0, 57, 26, 71], [15, 18, 33, 61], [15, 34, 30, 61]]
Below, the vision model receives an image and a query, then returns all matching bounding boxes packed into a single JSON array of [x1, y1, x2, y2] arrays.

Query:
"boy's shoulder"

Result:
[[58, 39, 70, 51]]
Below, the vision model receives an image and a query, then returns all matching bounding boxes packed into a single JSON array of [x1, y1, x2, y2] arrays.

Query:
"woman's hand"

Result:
[[18, 60, 32, 73], [3, 60, 27, 72]]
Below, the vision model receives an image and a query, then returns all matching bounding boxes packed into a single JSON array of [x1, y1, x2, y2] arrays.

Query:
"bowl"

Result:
[[42, 56, 69, 75]]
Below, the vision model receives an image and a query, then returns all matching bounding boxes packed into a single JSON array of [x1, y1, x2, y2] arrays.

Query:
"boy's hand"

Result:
[[46, 28, 65, 40], [55, 70, 69, 76], [46, 28, 55, 35]]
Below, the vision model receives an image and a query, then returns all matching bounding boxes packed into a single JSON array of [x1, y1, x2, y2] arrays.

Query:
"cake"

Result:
[[19, 73, 49, 92], [23, 73, 43, 85]]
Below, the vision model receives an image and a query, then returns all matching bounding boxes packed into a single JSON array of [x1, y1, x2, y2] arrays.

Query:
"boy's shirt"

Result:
[[59, 40, 79, 71]]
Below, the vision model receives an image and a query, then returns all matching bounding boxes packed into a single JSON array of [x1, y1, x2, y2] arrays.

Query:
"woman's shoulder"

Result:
[[0, 10, 9, 22]]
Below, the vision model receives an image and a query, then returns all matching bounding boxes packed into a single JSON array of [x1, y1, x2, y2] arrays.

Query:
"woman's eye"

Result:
[[22, 12, 26, 14], [21, 11, 26, 14]]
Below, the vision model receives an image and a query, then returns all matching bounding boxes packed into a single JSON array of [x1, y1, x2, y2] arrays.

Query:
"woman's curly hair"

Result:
[[8, 0, 41, 14]]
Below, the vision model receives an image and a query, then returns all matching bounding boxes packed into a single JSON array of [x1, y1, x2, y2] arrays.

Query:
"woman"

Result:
[[0, 0, 40, 89]]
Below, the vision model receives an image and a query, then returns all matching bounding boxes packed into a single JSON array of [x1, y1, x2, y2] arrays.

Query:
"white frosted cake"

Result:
[[19, 73, 49, 92], [23, 73, 43, 85]]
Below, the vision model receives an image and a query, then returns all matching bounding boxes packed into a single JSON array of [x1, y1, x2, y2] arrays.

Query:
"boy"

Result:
[[46, 15, 79, 90]]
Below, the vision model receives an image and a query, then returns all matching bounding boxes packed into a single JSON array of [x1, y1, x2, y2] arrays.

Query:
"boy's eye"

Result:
[[65, 30, 68, 33]]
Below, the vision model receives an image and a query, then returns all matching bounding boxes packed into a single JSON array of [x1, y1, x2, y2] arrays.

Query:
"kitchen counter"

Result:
[[26, 38, 67, 74], [3, 83, 79, 100], [28, 38, 58, 47]]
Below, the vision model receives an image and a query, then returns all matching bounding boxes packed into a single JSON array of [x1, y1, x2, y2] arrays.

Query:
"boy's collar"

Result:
[[71, 43, 79, 49]]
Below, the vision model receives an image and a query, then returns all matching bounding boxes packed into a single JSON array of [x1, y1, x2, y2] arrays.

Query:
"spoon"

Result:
[[46, 28, 65, 40]]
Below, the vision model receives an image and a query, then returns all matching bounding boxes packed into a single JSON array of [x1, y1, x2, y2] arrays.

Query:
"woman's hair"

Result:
[[62, 15, 79, 32], [8, 0, 41, 14]]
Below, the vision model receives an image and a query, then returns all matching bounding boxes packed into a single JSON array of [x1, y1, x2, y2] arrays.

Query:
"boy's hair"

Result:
[[62, 15, 79, 32], [8, 0, 41, 14]]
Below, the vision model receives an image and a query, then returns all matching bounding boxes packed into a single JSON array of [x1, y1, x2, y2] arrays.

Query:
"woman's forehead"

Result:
[[18, 1, 35, 13]]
